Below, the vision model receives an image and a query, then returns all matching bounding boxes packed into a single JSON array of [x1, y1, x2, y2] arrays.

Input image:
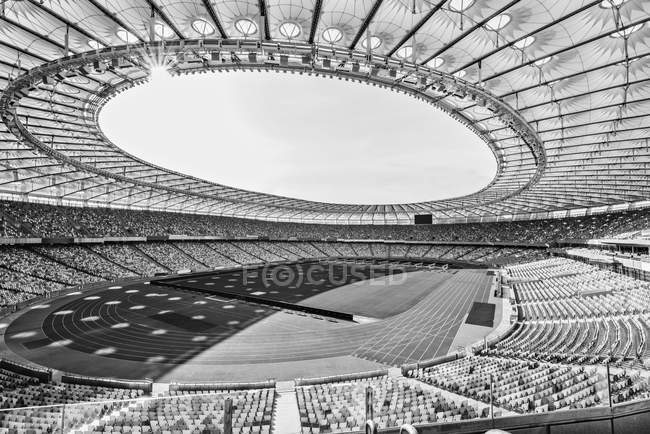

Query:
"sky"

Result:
[[99, 69, 496, 205]]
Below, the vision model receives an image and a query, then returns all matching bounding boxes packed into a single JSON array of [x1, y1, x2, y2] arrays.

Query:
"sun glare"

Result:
[[148, 65, 172, 83]]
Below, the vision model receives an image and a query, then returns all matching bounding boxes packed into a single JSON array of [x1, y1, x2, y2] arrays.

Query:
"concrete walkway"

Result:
[[272, 381, 302, 434]]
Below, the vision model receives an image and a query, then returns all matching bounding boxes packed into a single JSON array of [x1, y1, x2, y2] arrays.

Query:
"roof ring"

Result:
[[610, 23, 644, 38], [279, 22, 301, 39], [65, 75, 90, 84], [116, 29, 137, 43], [599, 0, 629, 8], [192, 18, 216, 36], [322, 27, 343, 44], [427, 57, 445, 68], [485, 14, 511, 31], [154, 22, 175, 39], [88, 39, 101, 50], [361, 36, 382, 50], [396, 45, 413, 59], [58, 84, 80, 95], [234, 18, 258, 36], [514, 36, 535, 49], [449, 0, 476, 12], [534, 56, 552, 66], [617, 57, 641, 66], [51, 92, 73, 103]]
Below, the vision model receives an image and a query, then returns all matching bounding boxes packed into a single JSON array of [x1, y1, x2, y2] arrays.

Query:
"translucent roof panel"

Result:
[[0, 0, 646, 224]]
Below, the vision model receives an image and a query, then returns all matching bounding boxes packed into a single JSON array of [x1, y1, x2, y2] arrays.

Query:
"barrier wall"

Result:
[[159, 276, 356, 321], [557, 250, 650, 283], [376, 398, 650, 434], [336, 255, 490, 269], [0, 358, 51, 382], [156, 260, 359, 321], [0, 237, 41, 245], [61, 374, 152, 393], [169, 380, 276, 392], [0, 235, 548, 248], [401, 354, 462, 376], [295, 370, 389, 387]]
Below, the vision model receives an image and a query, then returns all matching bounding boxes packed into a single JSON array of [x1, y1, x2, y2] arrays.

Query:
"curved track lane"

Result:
[[3, 269, 492, 380]]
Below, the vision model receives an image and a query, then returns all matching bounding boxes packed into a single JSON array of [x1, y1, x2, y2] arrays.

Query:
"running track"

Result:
[[2, 269, 492, 380]]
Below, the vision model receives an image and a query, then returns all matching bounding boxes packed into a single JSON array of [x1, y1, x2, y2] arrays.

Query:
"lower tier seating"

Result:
[[83, 389, 275, 434], [406, 355, 650, 414], [0, 361, 275, 434], [295, 374, 486, 433]]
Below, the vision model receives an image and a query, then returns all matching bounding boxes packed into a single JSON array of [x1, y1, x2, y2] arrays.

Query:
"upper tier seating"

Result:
[[134, 242, 208, 272], [89, 244, 168, 277], [175, 242, 240, 268], [0, 241, 540, 308], [34, 245, 137, 281], [1, 199, 649, 242], [566, 247, 650, 265], [491, 258, 650, 366]]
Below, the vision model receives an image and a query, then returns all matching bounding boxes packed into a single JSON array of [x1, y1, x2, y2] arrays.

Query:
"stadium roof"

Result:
[[0, 0, 648, 224]]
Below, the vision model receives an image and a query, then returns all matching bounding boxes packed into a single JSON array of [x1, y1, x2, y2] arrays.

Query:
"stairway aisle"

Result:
[[273, 381, 302, 434], [400, 371, 517, 417]]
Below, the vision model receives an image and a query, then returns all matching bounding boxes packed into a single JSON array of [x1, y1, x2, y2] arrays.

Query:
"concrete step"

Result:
[[152, 382, 170, 397], [404, 376, 516, 417]]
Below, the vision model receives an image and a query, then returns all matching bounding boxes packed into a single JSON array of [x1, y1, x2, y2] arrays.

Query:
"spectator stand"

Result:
[[560, 247, 650, 283], [0, 273, 155, 327], [0, 360, 276, 434], [402, 354, 509, 419]]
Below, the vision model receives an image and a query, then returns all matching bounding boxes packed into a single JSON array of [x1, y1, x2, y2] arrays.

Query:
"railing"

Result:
[[0, 235, 550, 248], [554, 249, 650, 282], [0, 365, 648, 433], [372, 397, 650, 434], [0, 391, 262, 434]]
